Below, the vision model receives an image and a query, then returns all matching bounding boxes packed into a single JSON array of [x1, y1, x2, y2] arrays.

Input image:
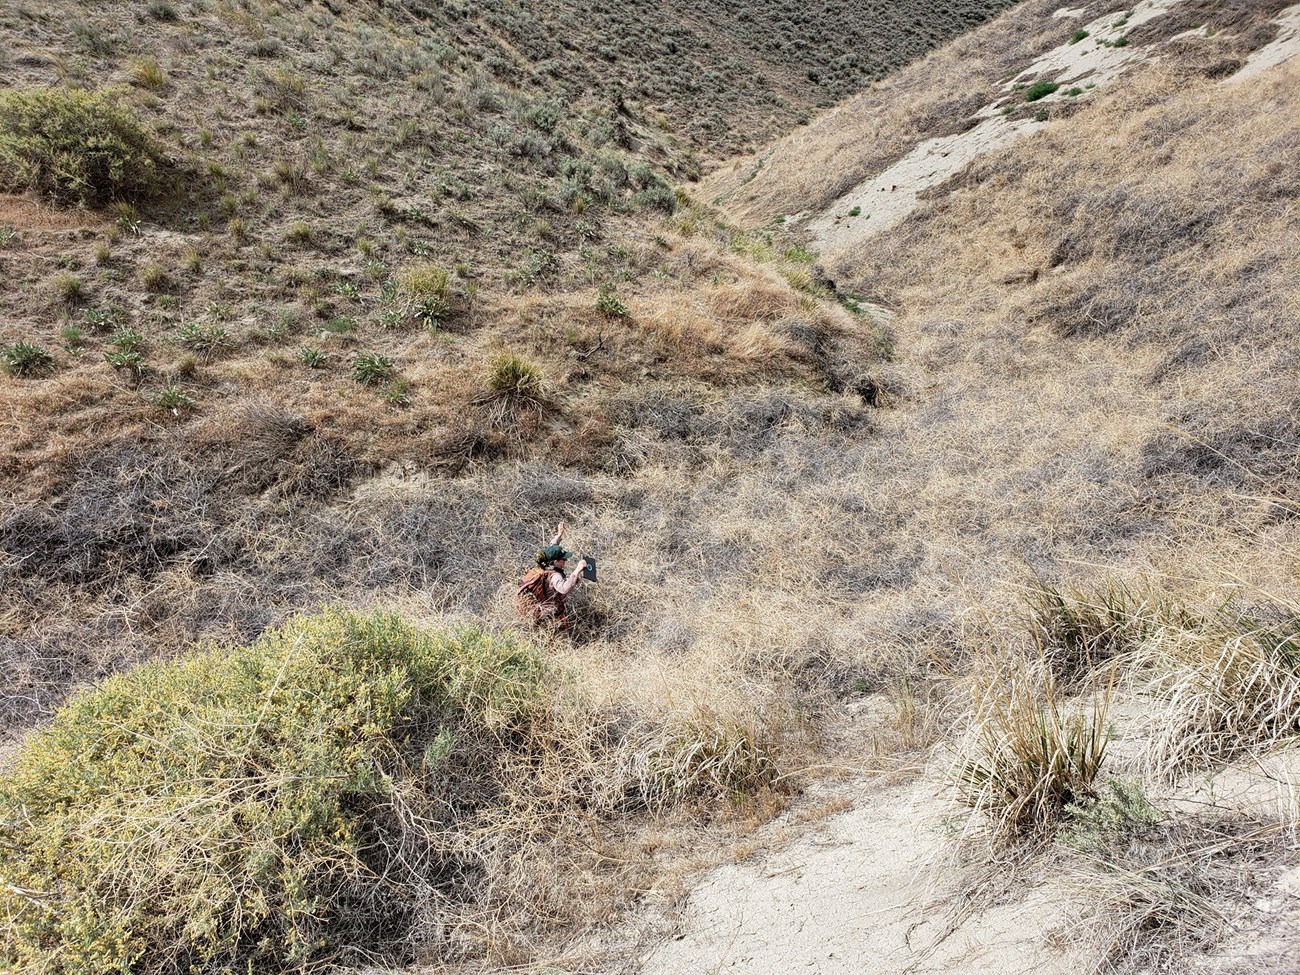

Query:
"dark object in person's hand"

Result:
[[581, 557, 597, 582]]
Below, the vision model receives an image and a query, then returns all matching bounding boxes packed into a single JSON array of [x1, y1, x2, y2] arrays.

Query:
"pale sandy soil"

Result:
[[804, 0, 1300, 257], [633, 714, 1300, 975], [638, 768, 1086, 975], [1232, 2, 1300, 81]]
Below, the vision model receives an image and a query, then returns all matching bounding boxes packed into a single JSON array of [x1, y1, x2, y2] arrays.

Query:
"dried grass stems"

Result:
[[1065, 815, 1294, 975]]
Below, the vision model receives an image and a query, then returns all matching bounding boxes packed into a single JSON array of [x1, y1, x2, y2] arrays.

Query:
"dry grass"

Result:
[[958, 651, 1111, 842], [702, 0, 1079, 222]]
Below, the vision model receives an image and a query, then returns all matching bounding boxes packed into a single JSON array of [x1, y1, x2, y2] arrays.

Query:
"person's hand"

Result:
[[555, 521, 566, 540], [576, 559, 589, 571]]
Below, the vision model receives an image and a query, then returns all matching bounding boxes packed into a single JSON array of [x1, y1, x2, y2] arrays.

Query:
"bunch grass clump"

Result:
[[1134, 598, 1300, 777], [2, 339, 56, 376], [960, 657, 1110, 842], [0, 86, 163, 205], [1023, 576, 1174, 690], [477, 353, 551, 428], [632, 708, 780, 810]]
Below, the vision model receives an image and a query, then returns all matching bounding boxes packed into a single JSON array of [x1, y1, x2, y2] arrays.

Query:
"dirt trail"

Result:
[[638, 770, 1085, 975]]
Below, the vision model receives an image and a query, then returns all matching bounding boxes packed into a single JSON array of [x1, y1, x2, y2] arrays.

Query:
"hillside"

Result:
[[3, 0, 1300, 973], [0, 0, 1018, 734]]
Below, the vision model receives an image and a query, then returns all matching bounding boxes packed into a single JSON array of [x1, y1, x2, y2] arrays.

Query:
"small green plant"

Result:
[[61, 324, 88, 353], [847, 206, 861, 217], [298, 345, 328, 368], [478, 353, 550, 427], [155, 380, 197, 413], [595, 288, 629, 319], [182, 246, 203, 273], [1066, 87, 1084, 97], [1035, 108, 1049, 122], [1069, 29, 1089, 43], [1024, 81, 1060, 102], [83, 306, 116, 331], [322, 316, 353, 336], [174, 320, 230, 357], [50, 271, 83, 305], [2, 340, 56, 376], [352, 351, 396, 385], [108, 327, 144, 354], [382, 377, 412, 407], [285, 221, 313, 244], [0, 86, 163, 205], [105, 347, 146, 375], [1061, 778, 1159, 851]]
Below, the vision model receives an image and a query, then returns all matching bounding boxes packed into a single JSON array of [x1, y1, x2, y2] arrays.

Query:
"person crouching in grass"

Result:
[[516, 522, 589, 631]]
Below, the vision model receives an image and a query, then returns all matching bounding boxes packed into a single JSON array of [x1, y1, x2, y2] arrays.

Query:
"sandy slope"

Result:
[[629, 7, 1300, 973], [804, 0, 1300, 258], [638, 756, 1087, 975]]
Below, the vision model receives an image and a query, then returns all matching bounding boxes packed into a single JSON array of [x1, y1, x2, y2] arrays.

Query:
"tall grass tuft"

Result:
[[631, 707, 779, 810], [1023, 577, 1172, 690], [1134, 598, 1300, 777], [960, 657, 1110, 842]]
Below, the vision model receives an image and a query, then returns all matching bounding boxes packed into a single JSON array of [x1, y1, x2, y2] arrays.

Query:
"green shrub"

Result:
[[352, 351, 396, 385], [2, 340, 56, 376], [1069, 29, 1089, 43], [0, 86, 163, 205], [0, 611, 546, 974], [1024, 81, 1060, 103], [298, 345, 328, 368]]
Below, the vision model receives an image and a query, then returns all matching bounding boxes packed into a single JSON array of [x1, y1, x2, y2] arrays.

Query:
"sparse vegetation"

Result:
[[2, 1, 1299, 971], [174, 320, 230, 357], [1024, 80, 1060, 102], [960, 656, 1110, 841]]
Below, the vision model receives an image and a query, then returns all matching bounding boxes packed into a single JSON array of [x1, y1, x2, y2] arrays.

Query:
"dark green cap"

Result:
[[539, 544, 571, 564]]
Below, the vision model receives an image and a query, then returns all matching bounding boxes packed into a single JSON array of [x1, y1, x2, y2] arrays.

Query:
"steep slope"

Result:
[[638, 3, 1300, 973]]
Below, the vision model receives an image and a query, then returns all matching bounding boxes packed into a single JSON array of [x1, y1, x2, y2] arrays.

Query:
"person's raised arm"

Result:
[[548, 521, 566, 547]]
